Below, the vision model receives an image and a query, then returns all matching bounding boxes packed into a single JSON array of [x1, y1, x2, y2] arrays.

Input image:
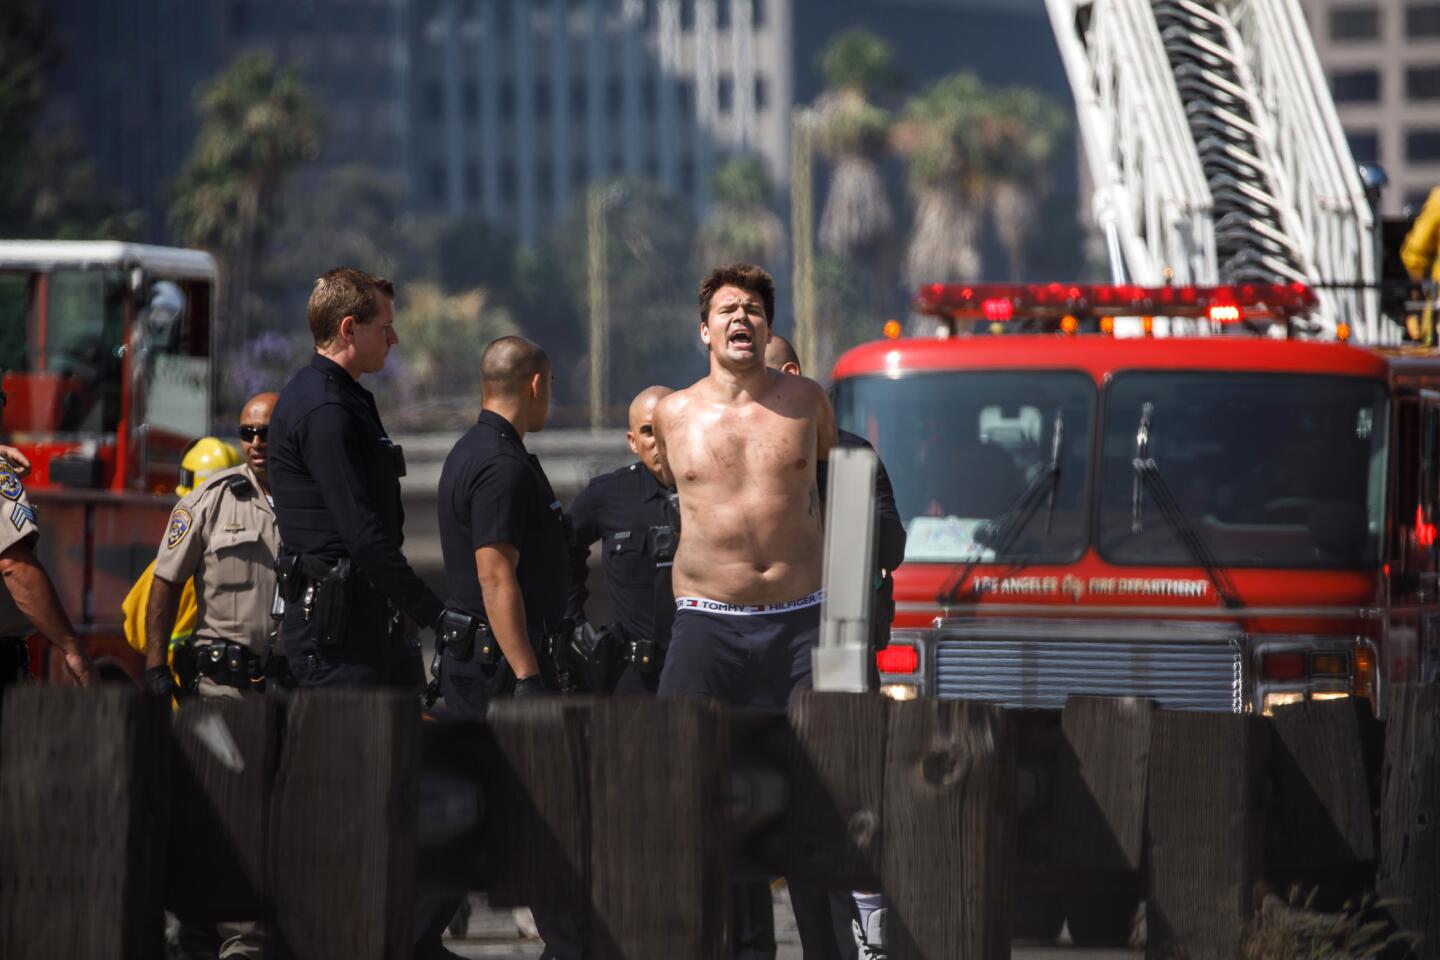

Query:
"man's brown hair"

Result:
[[307, 267, 396, 347], [698, 263, 776, 326]]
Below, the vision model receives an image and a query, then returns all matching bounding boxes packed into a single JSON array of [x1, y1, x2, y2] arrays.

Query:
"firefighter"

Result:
[[122, 436, 241, 691], [1401, 185, 1440, 344], [0, 382, 96, 703]]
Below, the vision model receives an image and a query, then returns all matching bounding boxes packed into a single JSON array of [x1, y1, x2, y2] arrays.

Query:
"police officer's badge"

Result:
[[0, 462, 22, 502], [166, 508, 193, 548]]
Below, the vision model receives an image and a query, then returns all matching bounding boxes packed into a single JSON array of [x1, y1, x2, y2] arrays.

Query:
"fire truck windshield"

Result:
[[833, 371, 1095, 564], [1098, 372, 1389, 568], [0, 268, 127, 437]]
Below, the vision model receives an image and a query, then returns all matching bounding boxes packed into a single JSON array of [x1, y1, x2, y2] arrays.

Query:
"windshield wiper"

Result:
[[939, 407, 1063, 605], [1130, 402, 1242, 610]]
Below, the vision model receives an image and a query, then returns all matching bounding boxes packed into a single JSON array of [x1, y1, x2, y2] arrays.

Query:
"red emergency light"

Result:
[[914, 282, 1319, 323], [876, 644, 919, 675]]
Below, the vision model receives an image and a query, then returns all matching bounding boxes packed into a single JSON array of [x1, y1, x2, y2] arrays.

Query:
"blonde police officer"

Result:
[[144, 395, 282, 704]]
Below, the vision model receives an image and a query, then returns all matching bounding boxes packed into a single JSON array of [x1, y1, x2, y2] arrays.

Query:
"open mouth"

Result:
[[729, 327, 754, 348]]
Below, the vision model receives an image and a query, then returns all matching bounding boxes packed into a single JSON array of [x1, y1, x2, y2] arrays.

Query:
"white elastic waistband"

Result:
[[674, 590, 825, 616]]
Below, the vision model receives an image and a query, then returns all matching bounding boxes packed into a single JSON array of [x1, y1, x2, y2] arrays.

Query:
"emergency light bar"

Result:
[[914, 282, 1319, 321]]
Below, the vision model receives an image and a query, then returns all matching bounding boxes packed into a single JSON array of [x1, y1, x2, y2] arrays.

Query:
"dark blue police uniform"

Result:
[[435, 410, 570, 713], [268, 353, 444, 688], [566, 461, 674, 696]]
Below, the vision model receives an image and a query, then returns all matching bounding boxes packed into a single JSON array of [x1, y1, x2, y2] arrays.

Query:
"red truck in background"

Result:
[[832, 282, 1439, 942], [0, 241, 218, 684]]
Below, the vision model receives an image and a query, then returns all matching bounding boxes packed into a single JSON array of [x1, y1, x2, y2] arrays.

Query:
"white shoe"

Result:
[[851, 907, 888, 959]]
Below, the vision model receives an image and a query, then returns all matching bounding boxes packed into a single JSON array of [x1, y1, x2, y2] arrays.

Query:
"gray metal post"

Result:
[[814, 446, 877, 692]]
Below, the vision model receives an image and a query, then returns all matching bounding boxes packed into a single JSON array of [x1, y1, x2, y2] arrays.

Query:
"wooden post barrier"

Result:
[[1267, 698, 1376, 896], [266, 691, 419, 960], [1052, 696, 1153, 945], [0, 686, 170, 960], [882, 698, 1013, 960], [166, 696, 283, 923], [1378, 684, 1440, 951], [590, 697, 728, 960], [1146, 710, 1267, 960], [477, 698, 592, 912]]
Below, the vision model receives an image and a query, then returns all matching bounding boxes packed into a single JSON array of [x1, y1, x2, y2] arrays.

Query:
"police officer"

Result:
[[143, 398, 277, 960], [566, 385, 675, 696], [435, 335, 568, 709], [424, 336, 578, 960], [144, 393, 283, 704], [267, 268, 447, 689], [0, 436, 96, 699]]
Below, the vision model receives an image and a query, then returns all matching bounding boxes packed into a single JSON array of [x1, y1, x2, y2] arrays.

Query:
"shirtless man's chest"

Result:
[[662, 375, 827, 604]]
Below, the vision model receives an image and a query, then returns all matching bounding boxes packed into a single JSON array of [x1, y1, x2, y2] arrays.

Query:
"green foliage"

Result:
[[550, 178, 706, 408], [169, 52, 323, 251], [895, 73, 989, 192], [818, 29, 900, 97], [983, 85, 1069, 186], [701, 156, 785, 266], [1241, 888, 1420, 960]]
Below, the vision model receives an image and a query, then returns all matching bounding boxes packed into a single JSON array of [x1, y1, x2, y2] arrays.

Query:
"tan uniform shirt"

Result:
[[0, 455, 40, 637], [153, 464, 280, 653]]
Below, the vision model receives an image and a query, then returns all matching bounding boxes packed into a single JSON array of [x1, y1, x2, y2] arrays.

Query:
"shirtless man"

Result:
[[654, 262, 837, 706]]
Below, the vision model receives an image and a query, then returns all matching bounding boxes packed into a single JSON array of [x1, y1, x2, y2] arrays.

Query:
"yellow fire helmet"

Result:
[[175, 436, 242, 496]]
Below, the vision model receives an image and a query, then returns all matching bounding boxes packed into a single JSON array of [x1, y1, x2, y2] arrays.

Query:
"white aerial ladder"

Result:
[[1044, 0, 1396, 344]]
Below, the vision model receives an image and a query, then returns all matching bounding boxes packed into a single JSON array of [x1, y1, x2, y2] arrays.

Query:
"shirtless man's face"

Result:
[[700, 284, 770, 370]]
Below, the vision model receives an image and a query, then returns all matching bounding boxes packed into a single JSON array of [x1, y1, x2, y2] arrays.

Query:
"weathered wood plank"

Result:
[[1267, 698, 1376, 871], [1052, 696, 1154, 872], [1146, 710, 1267, 960], [1378, 684, 1440, 951], [782, 690, 887, 889], [477, 697, 592, 911], [590, 697, 727, 960], [266, 691, 418, 960], [882, 698, 1013, 960], [166, 695, 282, 922], [0, 687, 170, 960]]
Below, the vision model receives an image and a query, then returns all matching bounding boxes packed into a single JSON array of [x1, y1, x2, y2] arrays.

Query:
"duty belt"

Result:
[[195, 641, 269, 692]]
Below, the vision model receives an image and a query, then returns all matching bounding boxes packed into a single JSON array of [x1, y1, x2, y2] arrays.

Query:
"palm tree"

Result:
[[893, 73, 992, 287], [812, 30, 897, 262], [699, 155, 785, 266], [985, 87, 1068, 281], [169, 53, 322, 348]]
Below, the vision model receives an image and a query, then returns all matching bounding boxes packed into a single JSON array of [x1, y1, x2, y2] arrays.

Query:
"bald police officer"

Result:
[[566, 385, 675, 695], [143, 397, 279, 960], [144, 393, 282, 702]]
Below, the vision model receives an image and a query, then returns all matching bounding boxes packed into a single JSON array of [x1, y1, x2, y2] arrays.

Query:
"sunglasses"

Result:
[[238, 425, 269, 442]]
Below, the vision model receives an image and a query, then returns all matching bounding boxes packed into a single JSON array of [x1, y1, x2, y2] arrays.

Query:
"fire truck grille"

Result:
[[931, 620, 1246, 713]]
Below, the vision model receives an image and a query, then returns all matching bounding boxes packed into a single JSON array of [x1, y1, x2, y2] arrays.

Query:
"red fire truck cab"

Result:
[[1, 241, 218, 684], [837, 282, 1440, 718]]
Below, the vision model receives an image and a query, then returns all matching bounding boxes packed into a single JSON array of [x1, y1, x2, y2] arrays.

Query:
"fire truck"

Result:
[[1, 241, 219, 684], [834, 281, 1440, 940]]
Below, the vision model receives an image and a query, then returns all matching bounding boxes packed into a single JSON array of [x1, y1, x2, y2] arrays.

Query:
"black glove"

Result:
[[514, 675, 546, 699], [144, 665, 180, 701]]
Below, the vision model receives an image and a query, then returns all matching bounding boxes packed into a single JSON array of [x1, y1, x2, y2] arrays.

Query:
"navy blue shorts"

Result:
[[657, 592, 823, 708]]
